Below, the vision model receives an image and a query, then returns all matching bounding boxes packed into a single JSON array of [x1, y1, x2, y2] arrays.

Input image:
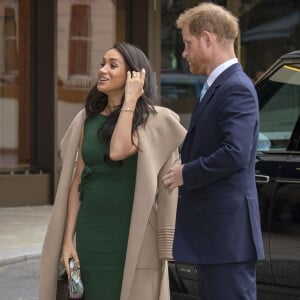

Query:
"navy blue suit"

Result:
[[174, 63, 265, 298]]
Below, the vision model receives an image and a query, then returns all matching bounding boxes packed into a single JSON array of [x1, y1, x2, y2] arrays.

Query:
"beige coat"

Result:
[[39, 106, 186, 300]]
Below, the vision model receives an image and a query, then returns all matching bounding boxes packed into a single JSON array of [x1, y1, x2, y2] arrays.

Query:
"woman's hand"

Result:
[[124, 69, 145, 107], [61, 241, 80, 279]]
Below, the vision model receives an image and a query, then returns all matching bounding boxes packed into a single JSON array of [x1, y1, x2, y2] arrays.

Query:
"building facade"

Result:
[[0, 0, 299, 206]]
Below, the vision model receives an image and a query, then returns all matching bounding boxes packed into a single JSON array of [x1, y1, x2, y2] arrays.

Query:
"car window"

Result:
[[258, 64, 300, 152]]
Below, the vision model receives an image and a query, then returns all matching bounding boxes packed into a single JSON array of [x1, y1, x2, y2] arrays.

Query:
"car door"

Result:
[[269, 122, 300, 295], [256, 60, 300, 298], [271, 151, 300, 293], [255, 153, 286, 287]]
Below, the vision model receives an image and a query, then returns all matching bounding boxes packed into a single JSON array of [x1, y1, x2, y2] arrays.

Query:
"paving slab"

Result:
[[0, 205, 52, 266]]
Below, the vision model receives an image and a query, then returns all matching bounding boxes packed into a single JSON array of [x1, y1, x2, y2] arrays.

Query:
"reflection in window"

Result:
[[3, 7, 18, 82], [68, 4, 91, 88], [0, 4, 20, 167], [258, 65, 300, 151]]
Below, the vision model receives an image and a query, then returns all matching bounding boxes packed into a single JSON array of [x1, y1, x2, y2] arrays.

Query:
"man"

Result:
[[163, 3, 265, 299]]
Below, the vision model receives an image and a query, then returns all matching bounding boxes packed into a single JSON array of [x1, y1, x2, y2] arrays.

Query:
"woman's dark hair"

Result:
[[85, 42, 157, 165]]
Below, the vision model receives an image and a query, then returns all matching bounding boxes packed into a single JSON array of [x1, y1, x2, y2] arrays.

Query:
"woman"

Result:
[[39, 42, 186, 300]]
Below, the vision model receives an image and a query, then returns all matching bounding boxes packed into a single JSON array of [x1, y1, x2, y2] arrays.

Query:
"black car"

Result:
[[255, 50, 300, 299], [169, 50, 300, 300]]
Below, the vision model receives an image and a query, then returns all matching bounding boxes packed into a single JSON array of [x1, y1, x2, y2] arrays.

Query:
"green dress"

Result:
[[76, 114, 137, 300]]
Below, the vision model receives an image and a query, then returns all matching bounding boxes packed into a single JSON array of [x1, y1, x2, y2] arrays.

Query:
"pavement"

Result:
[[0, 205, 53, 266]]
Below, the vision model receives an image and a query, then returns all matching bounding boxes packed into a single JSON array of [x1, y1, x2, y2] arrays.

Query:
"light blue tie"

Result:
[[199, 81, 209, 102]]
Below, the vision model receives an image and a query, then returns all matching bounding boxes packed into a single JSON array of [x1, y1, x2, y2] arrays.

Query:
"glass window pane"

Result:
[[258, 64, 300, 151], [0, 1, 23, 168]]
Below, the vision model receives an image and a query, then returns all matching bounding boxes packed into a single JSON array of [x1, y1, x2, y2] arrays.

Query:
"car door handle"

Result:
[[255, 174, 270, 183]]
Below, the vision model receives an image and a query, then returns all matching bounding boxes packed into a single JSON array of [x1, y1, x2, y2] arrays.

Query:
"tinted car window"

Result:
[[258, 64, 300, 151]]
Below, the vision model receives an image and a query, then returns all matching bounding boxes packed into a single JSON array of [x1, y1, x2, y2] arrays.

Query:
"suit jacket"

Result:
[[39, 106, 186, 300], [174, 63, 265, 264]]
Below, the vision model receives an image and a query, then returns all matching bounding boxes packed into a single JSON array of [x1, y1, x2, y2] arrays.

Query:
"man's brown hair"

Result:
[[176, 2, 239, 44]]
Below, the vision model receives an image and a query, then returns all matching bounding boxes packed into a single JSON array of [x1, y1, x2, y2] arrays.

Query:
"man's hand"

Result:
[[162, 161, 184, 192]]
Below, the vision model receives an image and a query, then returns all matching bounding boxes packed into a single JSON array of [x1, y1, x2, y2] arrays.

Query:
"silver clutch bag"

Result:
[[58, 258, 84, 299]]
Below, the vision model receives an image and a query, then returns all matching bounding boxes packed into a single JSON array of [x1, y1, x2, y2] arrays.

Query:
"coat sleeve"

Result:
[[156, 148, 180, 260]]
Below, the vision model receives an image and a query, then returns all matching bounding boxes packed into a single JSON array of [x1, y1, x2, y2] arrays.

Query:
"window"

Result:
[[68, 4, 91, 87], [3, 7, 18, 80], [0, 2, 26, 168], [258, 64, 300, 151]]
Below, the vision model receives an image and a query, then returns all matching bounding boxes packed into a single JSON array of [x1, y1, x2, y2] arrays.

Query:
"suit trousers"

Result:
[[195, 261, 256, 300]]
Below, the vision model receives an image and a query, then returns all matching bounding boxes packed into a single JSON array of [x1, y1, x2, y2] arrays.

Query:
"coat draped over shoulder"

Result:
[[39, 106, 186, 300]]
